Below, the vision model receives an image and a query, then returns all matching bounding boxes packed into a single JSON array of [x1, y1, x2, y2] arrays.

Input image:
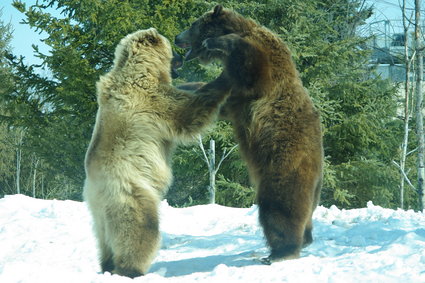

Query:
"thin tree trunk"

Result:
[[15, 130, 24, 194], [415, 0, 425, 211], [198, 136, 238, 204], [32, 156, 39, 198], [16, 145, 21, 194], [399, 0, 412, 209], [198, 136, 216, 204], [208, 139, 216, 204], [41, 173, 45, 199]]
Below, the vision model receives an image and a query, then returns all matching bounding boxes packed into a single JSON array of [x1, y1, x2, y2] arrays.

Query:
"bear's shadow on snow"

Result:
[[150, 251, 262, 277], [150, 233, 265, 277]]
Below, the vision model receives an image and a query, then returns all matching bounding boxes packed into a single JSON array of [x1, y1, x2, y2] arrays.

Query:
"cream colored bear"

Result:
[[83, 28, 230, 278]]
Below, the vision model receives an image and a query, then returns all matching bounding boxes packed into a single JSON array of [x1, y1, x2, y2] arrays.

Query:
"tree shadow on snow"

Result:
[[150, 251, 263, 277]]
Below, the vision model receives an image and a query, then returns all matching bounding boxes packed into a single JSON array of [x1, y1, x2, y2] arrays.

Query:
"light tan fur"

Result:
[[83, 28, 230, 277]]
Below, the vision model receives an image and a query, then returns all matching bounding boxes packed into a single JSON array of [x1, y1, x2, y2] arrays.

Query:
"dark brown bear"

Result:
[[176, 5, 324, 263]]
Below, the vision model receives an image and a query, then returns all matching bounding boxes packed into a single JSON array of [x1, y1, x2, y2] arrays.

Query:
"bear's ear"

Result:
[[140, 34, 159, 45], [212, 5, 224, 18], [112, 39, 130, 71], [136, 28, 160, 46]]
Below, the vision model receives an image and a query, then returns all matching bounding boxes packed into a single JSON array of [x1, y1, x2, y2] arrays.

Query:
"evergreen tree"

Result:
[[216, 0, 401, 208], [0, 8, 17, 196], [0, 8, 13, 105], [2, 0, 406, 208], [2, 0, 209, 198]]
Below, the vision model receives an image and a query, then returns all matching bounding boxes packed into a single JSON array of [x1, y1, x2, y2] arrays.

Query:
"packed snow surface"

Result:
[[0, 194, 424, 282]]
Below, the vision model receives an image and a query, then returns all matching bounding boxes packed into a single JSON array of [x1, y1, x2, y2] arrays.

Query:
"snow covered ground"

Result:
[[0, 194, 424, 283]]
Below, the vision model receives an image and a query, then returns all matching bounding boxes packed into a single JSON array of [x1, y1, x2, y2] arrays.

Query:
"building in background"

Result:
[[367, 19, 424, 82]]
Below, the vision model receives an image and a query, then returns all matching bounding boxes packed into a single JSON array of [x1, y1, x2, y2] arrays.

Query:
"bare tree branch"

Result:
[[407, 147, 418, 156], [216, 144, 238, 173], [393, 160, 416, 191], [197, 135, 209, 165]]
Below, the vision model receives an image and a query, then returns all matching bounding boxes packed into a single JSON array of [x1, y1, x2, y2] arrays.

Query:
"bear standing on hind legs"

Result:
[[83, 28, 231, 278], [175, 5, 324, 263]]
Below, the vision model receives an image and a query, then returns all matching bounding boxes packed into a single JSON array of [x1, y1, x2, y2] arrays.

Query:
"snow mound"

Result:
[[0, 195, 424, 282]]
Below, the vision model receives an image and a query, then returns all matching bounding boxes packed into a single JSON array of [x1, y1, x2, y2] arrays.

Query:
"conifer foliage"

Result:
[[1, 1, 413, 209]]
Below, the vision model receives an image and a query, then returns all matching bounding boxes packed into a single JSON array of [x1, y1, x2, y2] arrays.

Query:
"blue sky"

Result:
[[367, 0, 412, 20], [1, 0, 51, 65], [0, 0, 412, 65], [364, 0, 418, 38]]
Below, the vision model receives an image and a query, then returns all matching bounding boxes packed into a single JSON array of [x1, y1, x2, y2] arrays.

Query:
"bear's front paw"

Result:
[[201, 38, 229, 59], [202, 38, 220, 51], [202, 34, 242, 55]]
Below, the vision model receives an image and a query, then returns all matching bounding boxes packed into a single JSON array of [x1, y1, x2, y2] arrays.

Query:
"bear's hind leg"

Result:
[[106, 189, 161, 278], [258, 178, 312, 265], [303, 218, 314, 248], [259, 202, 305, 263], [100, 243, 114, 273], [88, 200, 115, 273]]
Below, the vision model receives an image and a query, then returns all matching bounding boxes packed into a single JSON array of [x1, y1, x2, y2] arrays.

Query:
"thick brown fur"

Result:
[[176, 6, 324, 262], [83, 28, 231, 277]]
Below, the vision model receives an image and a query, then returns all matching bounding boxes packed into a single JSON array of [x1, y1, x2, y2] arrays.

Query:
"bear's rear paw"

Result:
[[260, 254, 286, 265], [260, 252, 300, 265], [260, 256, 273, 265], [113, 267, 144, 278], [260, 246, 301, 265]]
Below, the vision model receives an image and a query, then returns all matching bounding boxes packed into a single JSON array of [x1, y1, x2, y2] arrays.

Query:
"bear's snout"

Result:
[[175, 30, 191, 48]]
